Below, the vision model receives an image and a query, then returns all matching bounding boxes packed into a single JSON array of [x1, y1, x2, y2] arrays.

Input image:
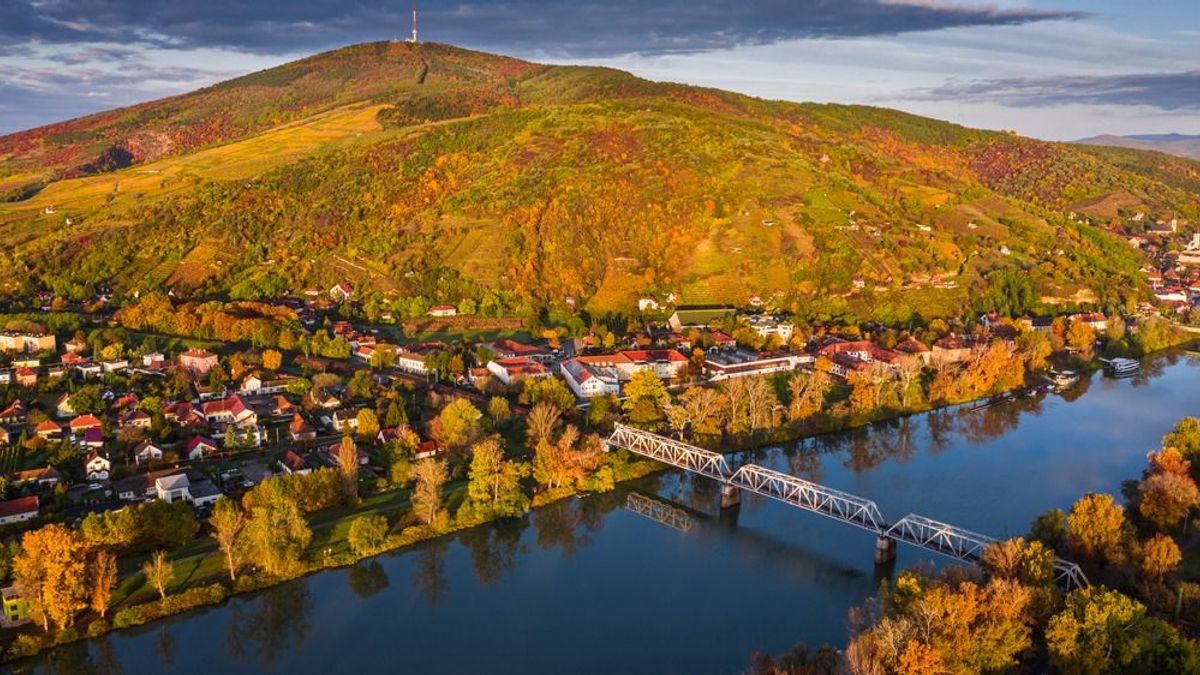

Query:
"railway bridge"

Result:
[[607, 423, 1088, 589]]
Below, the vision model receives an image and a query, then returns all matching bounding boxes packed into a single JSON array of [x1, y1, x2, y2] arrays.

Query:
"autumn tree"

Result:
[[787, 369, 829, 424], [142, 550, 174, 600], [13, 524, 88, 631], [262, 349, 283, 371], [677, 386, 727, 436], [411, 458, 449, 529], [623, 370, 670, 428], [243, 478, 312, 577], [348, 515, 390, 556], [337, 435, 360, 502], [433, 399, 483, 450], [526, 401, 561, 444], [89, 551, 117, 619], [384, 398, 408, 428], [463, 436, 530, 520], [1139, 471, 1200, 531], [355, 408, 380, 440], [1068, 493, 1128, 564], [210, 497, 247, 581], [1066, 321, 1098, 360], [487, 396, 511, 426], [1138, 533, 1182, 580], [1046, 587, 1194, 675]]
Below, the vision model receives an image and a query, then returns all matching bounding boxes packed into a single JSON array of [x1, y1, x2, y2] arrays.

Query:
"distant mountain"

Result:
[[1074, 133, 1200, 160], [2, 42, 1199, 320]]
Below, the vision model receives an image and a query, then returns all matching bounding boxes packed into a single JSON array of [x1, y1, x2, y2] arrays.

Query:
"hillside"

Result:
[[1, 41, 1198, 322], [1075, 134, 1200, 161]]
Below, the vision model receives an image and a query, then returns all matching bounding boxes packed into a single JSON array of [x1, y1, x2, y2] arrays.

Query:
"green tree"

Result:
[[348, 370, 374, 400], [464, 436, 530, 520], [243, 479, 312, 577], [433, 399, 483, 450], [348, 515, 390, 556], [384, 399, 408, 428]]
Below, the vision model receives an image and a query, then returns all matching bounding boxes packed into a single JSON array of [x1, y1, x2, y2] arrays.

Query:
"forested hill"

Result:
[[1, 41, 1198, 322]]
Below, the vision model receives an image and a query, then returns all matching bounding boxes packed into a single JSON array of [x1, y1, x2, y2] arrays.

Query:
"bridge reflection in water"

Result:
[[608, 423, 1088, 590]]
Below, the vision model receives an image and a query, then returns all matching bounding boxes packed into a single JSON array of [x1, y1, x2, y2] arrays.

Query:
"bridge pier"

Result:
[[874, 535, 896, 565], [720, 483, 741, 509]]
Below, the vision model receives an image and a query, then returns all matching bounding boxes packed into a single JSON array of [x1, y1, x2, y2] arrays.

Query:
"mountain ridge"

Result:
[[1, 42, 1198, 321], [1074, 133, 1200, 161]]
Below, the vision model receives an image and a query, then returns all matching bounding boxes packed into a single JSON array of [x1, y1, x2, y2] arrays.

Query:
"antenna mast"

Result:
[[409, 6, 419, 43]]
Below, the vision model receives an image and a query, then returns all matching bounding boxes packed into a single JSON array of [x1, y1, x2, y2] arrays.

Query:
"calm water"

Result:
[[18, 351, 1200, 675]]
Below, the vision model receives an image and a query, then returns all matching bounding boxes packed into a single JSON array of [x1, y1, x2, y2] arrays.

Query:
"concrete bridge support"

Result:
[[874, 535, 897, 565], [720, 483, 741, 509]]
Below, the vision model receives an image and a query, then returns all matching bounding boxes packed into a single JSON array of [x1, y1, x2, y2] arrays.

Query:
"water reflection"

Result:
[[347, 560, 391, 599], [231, 582, 314, 667], [459, 518, 527, 586], [413, 540, 449, 605]]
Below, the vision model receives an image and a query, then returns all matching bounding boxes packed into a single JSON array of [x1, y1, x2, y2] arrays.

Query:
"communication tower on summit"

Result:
[[408, 7, 419, 43]]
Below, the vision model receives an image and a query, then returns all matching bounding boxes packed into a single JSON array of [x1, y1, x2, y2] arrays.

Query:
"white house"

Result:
[[84, 450, 111, 481], [133, 440, 164, 465], [486, 357, 551, 385], [560, 359, 621, 398], [0, 496, 38, 526], [428, 304, 457, 317], [155, 474, 191, 503]]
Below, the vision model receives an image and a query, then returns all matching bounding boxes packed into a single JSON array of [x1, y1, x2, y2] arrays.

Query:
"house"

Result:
[[289, 414, 317, 441], [0, 401, 27, 425], [272, 395, 297, 417], [54, 393, 75, 418], [428, 304, 457, 317], [188, 480, 221, 508], [560, 358, 622, 398], [1072, 312, 1108, 333], [746, 316, 796, 344], [201, 395, 258, 428], [668, 306, 735, 332], [930, 335, 976, 365], [414, 439, 442, 460], [240, 372, 293, 396], [120, 409, 153, 429], [163, 401, 206, 428], [486, 357, 551, 385], [817, 340, 905, 378], [894, 337, 932, 365], [703, 347, 808, 381], [100, 359, 129, 374], [278, 450, 312, 475], [2, 586, 31, 626], [14, 368, 37, 388], [155, 474, 191, 503], [186, 436, 219, 460], [0, 371, 10, 387], [133, 440, 164, 465], [329, 283, 354, 302], [12, 357, 39, 370], [84, 450, 111, 480], [141, 351, 167, 368], [46, 365, 66, 380], [12, 466, 61, 488], [638, 297, 660, 312], [394, 342, 445, 375], [65, 335, 88, 354], [332, 408, 362, 432], [179, 349, 220, 376], [0, 496, 38, 526], [0, 332, 56, 354], [34, 420, 62, 440], [74, 362, 102, 381], [488, 338, 552, 362], [69, 414, 103, 434], [79, 427, 105, 450]]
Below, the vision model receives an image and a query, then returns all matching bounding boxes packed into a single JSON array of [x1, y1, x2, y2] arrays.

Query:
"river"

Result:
[[17, 351, 1200, 675]]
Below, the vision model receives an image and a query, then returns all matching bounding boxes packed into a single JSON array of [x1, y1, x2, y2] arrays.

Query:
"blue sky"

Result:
[[0, 0, 1196, 140]]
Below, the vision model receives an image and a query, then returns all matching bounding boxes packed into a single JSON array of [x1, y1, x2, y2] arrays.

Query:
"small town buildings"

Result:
[[394, 342, 445, 375], [746, 316, 795, 344], [69, 414, 103, 434], [272, 395, 297, 417], [155, 474, 191, 503], [164, 401, 206, 428], [74, 362, 102, 381], [179, 349, 219, 376], [703, 347, 808, 381], [186, 436, 219, 460], [278, 450, 312, 475], [930, 335, 976, 365], [332, 408, 362, 432], [0, 401, 27, 425], [133, 440, 164, 465], [240, 372, 293, 396], [285, 413, 314, 439], [14, 368, 37, 388], [101, 359, 129, 374], [428, 304, 457, 317], [201, 395, 258, 428], [0, 332, 56, 354], [54, 392, 75, 418], [0, 496, 38, 526], [668, 306, 735, 332], [84, 450, 111, 480], [121, 409, 153, 429], [1072, 312, 1108, 333], [323, 442, 369, 466], [560, 358, 622, 398], [12, 466, 61, 488], [488, 338, 552, 362], [486, 357, 551, 385], [79, 427, 105, 450], [818, 340, 905, 378], [34, 420, 62, 440], [329, 283, 354, 302], [65, 335, 88, 354], [1, 586, 30, 626], [414, 439, 441, 460]]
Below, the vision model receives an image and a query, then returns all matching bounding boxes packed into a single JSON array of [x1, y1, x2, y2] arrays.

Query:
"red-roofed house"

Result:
[[179, 349, 219, 376], [486, 357, 551, 385], [69, 414, 103, 433], [34, 420, 62, 440], [201, 395, 258, 428], [278, 450, 312, 475], [0, 496, 38, 526], [14, 368, 37, 388], [186, 436, 219, 460], [428, 304, 457, 317]]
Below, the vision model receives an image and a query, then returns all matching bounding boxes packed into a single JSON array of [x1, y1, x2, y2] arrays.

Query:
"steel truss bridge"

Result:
[[607, 424, 1088, 589]]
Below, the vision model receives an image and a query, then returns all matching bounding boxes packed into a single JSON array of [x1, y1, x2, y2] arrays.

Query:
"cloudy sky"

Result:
[[0, 0, 1195, 140]]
